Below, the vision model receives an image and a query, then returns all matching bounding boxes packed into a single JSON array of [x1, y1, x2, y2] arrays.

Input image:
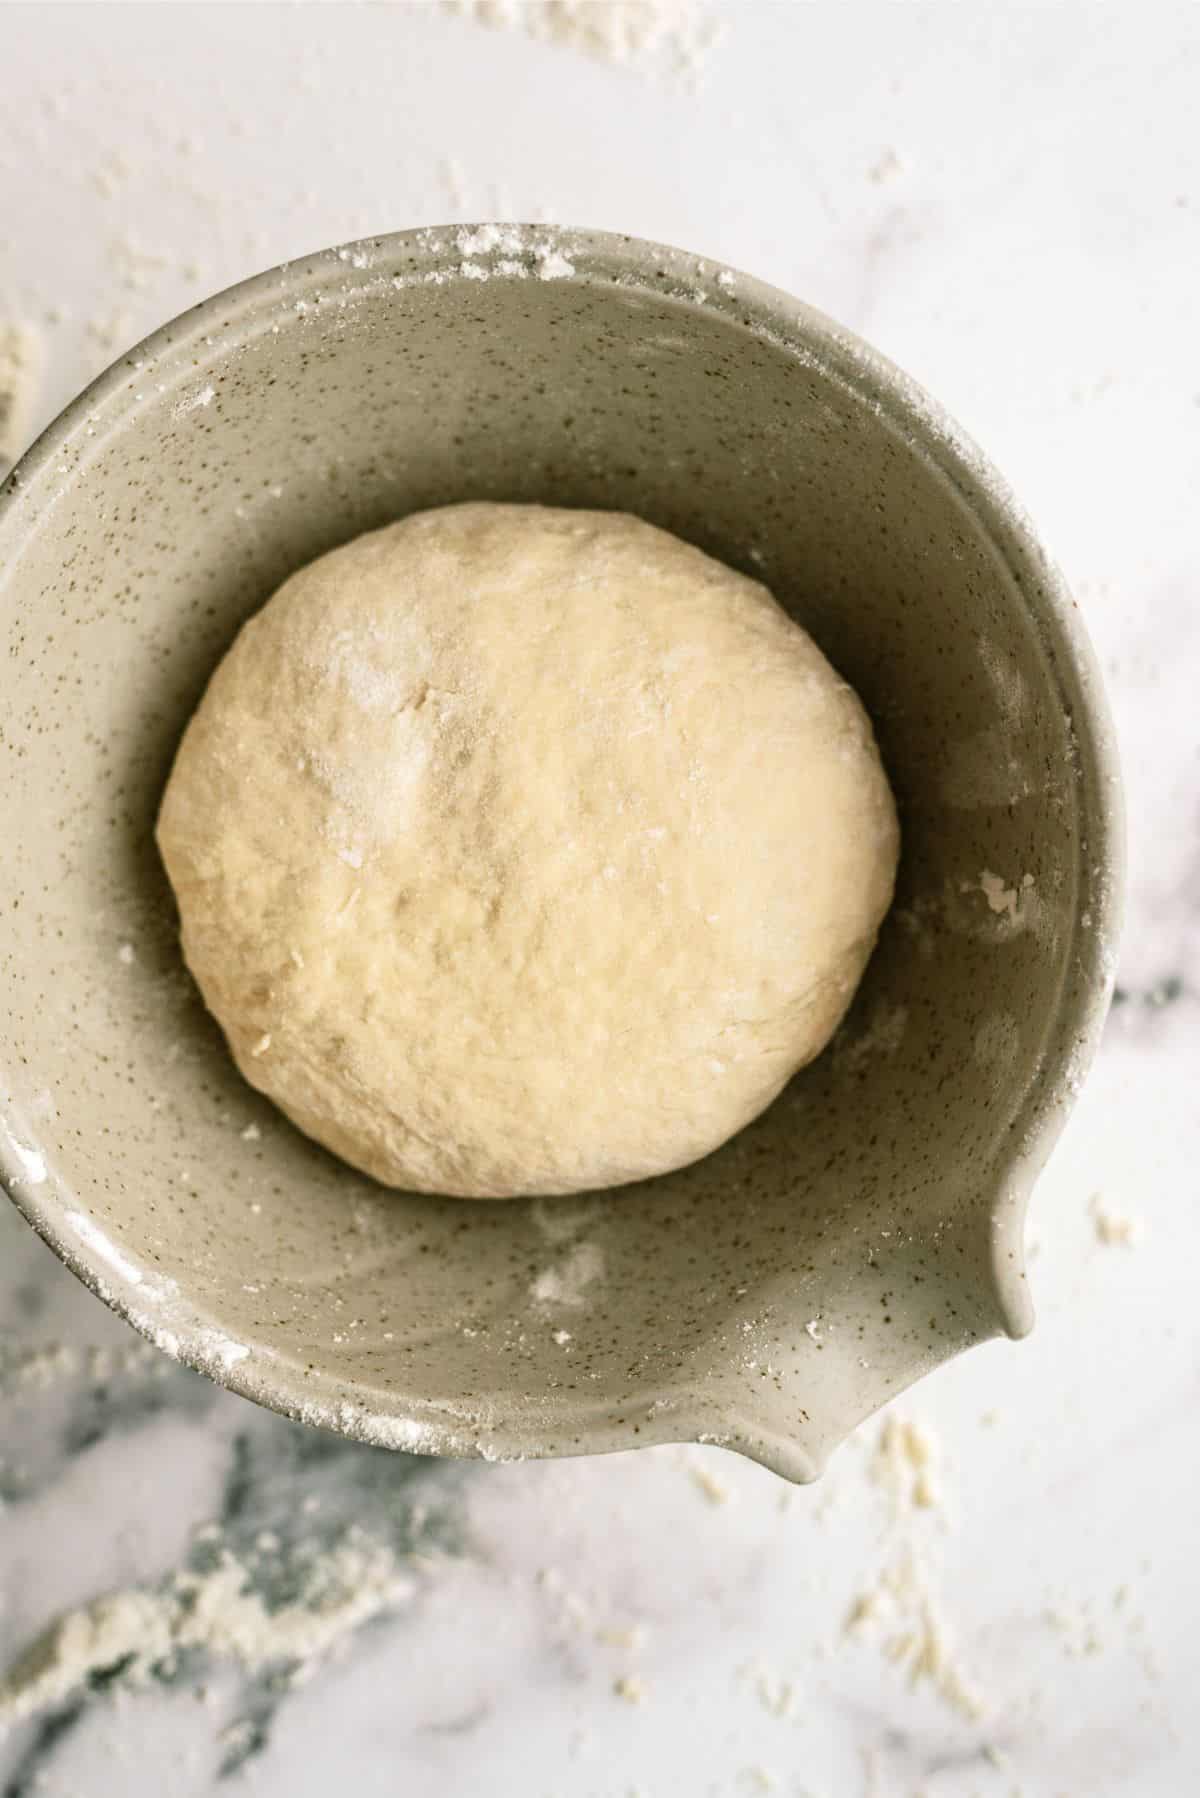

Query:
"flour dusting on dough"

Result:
[[157, 504, 898, 1200]]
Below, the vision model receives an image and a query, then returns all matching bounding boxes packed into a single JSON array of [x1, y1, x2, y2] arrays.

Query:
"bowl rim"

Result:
[[0, 223, 1124, 1481]]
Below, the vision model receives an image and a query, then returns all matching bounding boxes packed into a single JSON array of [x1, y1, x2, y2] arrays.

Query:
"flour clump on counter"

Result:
[[445, 0, 724, 86], [157, 502, 898, 1198]]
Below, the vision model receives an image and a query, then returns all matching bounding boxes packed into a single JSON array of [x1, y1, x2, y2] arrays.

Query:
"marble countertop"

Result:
[[2, 4, 1198, 1794]]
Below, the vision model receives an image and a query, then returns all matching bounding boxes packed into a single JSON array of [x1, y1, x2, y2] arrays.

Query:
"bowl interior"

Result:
[[0, 229, 1116, 1479]]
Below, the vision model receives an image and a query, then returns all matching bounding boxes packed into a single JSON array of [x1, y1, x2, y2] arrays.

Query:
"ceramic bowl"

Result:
[[0, 226, 1122, 1481]]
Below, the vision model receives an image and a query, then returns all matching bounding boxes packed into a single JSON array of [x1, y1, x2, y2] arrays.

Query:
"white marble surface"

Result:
[[2, 3, 1198, 1794]]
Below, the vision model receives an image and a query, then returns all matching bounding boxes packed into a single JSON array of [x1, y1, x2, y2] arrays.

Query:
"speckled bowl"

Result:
[[0, 226, 1122, 1482]]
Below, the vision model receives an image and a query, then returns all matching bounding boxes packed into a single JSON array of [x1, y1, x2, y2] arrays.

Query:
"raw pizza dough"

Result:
[[157, 503, 899, 1199]]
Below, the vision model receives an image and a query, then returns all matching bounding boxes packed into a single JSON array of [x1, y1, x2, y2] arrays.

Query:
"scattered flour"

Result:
[[444, 0, 724, 86], [869, 1412, 940, 1514], [688, 1460, 734, 1506], [532, 1241, 605, 1309], [452, 224, 576, 281], [845, 1547, 985, 1721], [755, 1671, 795, 1721], [202, 1332, 250, 1370], [455, 223, 520, 256], [979, 868, 1033, 919], [537, 1565, 648, 1659], [867, 146, 908, 184], [535, 245, 575, 280], [744, 1769, 778, 1794], [173, 382, 216, 418], [0, 1337, 171, 1403], [0, 1341, 80, 1397], [0, 1533, 415, 1737], [736, 1660, 797, 1721], [0, 1125, 47, 1188], [1089, 1192, 1143, 1247], [950, 868, 1041, 943], [844, 1413, 985, 1719], [334, 1408, 440, 1453]]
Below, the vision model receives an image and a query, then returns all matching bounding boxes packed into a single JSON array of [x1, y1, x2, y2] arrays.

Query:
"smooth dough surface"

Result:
[[157, 503, 899, 1199]]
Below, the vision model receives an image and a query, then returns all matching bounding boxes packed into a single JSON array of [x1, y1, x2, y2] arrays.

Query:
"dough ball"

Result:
[[157, 503, 898, 1199]]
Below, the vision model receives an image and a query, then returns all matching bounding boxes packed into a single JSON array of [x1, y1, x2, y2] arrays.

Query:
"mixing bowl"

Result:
[[0, 226, 1122, 1481]]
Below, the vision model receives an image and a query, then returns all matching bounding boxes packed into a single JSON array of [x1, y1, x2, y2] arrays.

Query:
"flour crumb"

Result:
[[979, 869, 1021, 917], [870, 1413, 942, 1515], [174, 383, 216, 419], [240, 1123, 261, 1142], [689, 1462, 734, 1505], [552, 1328, 572, 1345], [753, 1668, 795, 1719], [744, 1769, 778, 1794], [456, 223, 518, 256], [1089, 1192, 1143, 1246], [534, 243, 576, 280], [847, 1549, 984, 1720], [867, 146, 908, 183], [116, 942, 136, 965], [3, 1134, 47, 1187], [804, 1317, 823, 1343], [845, 1589, 888, 1632], [249, 1034, 272, 1058]]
